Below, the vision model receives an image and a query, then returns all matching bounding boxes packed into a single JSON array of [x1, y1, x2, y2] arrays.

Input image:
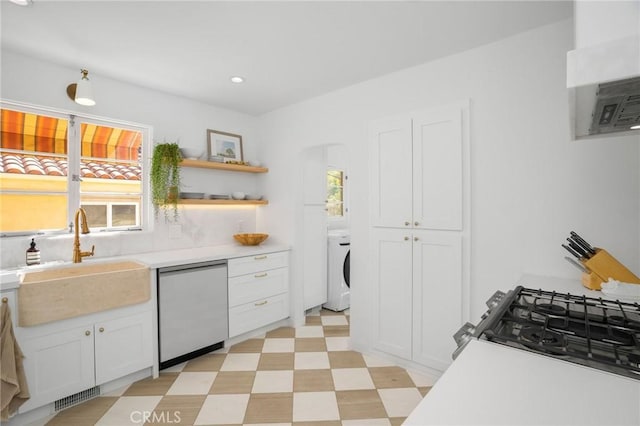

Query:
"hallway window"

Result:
[[327, 169, 345, 217]]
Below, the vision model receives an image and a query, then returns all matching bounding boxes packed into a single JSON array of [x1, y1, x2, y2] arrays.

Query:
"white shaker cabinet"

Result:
[[411, 231, 462, 371], [371, 228, 414, 359], [18, 308, 153, 413], [369, 101, 469, 372], [228, 251, 290, 338], [371, 229, 462, 370], [19, 324, 96, 411], [94, 312, 153, 385], [370, 105, 463, 231]]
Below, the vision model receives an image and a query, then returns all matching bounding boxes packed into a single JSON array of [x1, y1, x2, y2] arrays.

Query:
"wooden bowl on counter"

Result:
[[233, 233, 269, 246]]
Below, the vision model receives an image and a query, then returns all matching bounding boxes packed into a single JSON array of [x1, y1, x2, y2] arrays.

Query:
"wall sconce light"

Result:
[[66, 69, 96, 106]]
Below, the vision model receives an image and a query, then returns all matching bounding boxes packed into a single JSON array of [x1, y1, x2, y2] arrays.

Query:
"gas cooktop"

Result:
[[454, 286, 640, 380]]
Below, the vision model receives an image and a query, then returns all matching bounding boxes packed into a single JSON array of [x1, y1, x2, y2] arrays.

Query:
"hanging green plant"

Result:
[[150, 141, 182, 221]]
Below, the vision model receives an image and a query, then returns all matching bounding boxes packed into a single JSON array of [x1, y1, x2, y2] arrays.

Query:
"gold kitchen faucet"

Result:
[[72, 208, 95, 263]]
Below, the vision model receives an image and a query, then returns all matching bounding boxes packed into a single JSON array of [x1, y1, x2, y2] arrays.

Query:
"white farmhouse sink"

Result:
[[18, 260, 150, 326]]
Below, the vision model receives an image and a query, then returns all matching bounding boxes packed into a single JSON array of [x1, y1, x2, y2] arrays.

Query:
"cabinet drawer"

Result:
[[229, 293, 289, 338], [228, 267, 288, 307], [228, 251, 288, 277]]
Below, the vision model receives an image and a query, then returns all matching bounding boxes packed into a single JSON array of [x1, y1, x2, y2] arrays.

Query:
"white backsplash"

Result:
[[0, 207, 258, 269]]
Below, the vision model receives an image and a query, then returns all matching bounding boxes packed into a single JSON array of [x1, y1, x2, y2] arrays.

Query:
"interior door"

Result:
[[302, 146, 328, 310]]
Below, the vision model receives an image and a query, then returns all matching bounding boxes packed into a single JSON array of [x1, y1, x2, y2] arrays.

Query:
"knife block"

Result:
[[580, 248, 640, 290]]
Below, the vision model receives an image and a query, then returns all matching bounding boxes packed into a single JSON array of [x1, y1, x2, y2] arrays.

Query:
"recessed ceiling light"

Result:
[[230, 76, 245, 84], [631, 124, 640, 130], [9, 0, 32, 6]]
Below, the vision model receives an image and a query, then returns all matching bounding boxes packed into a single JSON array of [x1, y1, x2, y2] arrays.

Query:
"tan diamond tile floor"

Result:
[[44, 309, 435, 425]]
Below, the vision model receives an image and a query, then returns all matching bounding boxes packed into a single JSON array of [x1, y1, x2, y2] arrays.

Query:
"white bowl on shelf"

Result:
[[231, 192, 246, 200], [180, 148, 203, 160]]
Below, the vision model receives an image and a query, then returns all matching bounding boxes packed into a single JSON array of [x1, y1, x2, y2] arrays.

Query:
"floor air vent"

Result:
[[54, 386, 100, 411]]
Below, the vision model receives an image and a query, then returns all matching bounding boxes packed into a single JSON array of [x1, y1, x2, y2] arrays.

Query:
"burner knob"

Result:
[[453, 322, 476, 346], [486, 290, 507, 309]]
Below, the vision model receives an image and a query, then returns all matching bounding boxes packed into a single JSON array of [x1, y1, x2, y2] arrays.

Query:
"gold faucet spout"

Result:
[[73, 208, 95, 263]]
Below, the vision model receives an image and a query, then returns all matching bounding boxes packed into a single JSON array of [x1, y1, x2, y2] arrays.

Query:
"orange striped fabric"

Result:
[[1, 109, 141, 161]]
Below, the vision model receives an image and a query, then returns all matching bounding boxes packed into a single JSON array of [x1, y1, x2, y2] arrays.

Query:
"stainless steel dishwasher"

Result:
[[158, 260, 228, 369]]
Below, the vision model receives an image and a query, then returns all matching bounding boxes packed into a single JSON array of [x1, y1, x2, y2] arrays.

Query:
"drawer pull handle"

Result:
[[99, 327, 105, 333], [1, 297, 7, 303], [85, 330, 91, 336], [255, 300, 268, 306], [254, 273, 268, 278], [254, 255, 268, 260]]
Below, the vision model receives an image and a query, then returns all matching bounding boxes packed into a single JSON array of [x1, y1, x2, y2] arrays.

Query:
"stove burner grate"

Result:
[[479, 286, 640, 380], [519, 325, 565, 347]]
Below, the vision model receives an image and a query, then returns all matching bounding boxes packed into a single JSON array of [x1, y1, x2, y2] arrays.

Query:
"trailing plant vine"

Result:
[[150, 141, 182, 221]]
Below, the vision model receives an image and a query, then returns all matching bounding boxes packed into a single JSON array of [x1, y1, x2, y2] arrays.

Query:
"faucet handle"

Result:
[[81, 245, 95, 258]]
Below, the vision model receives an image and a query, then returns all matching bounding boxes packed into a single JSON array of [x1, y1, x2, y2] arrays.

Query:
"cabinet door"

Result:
[[303, 205, 328, 310], [371, 228, 413, 359], [20, 325, 95, 412], [369, 115, 413, 228], [412, 105, 463, 230], [412, 231, 462, 371], [94, 312, 153, 385]]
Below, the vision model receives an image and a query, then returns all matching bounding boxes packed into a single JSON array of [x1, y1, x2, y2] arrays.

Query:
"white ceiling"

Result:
[[1, 1, 573, 115]]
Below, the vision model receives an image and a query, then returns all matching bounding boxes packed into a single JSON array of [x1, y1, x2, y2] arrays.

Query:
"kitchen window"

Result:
[[0, 103, 149, 236]]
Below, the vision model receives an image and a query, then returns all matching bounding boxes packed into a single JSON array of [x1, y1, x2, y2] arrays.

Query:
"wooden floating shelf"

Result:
[[180, 159, 268, 173], [178, 199, 269, 206]]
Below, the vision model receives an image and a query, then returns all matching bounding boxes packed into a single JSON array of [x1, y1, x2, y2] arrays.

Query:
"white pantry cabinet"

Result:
[[18, 307, 153, 413], [370, 104, 463, 231], [228, 251, 290, 338], [369, 101, 469, 372], [371, 228, 462, 370]]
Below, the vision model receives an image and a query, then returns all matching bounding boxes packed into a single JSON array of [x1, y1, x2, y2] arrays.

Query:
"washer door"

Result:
[[343, 250, 350, 288]]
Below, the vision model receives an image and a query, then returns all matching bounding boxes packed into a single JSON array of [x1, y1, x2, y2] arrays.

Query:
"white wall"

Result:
[[0, 49, 263, 268], [256, 19, 640, 350]]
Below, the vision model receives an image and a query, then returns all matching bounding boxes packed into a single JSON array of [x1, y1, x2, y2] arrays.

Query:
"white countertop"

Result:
[[0, 242, 290, 291], [404, 339, 640, 426], [405, 274, 640, 425], [516, 273, 601, 297]]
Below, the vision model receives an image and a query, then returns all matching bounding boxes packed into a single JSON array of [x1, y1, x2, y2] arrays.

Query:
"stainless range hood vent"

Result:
[[589, 77, 640, 136]]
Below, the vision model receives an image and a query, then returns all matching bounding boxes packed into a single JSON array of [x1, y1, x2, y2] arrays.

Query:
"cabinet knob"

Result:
[[1, 297, 7, 304], [254, 273, 268, 278], [85, 330, 91, 336], [414, 221, 420, 226], [404, 236, 410, 241], [254, 255, 267, 260], [255, 300, 268, 306], [414, 237, 419, 241], [99, 327, 105, 333], [404, 221, 410, 226]]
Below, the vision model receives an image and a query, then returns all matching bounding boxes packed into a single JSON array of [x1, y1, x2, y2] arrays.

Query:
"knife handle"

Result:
[[562, 243, 583, 260]]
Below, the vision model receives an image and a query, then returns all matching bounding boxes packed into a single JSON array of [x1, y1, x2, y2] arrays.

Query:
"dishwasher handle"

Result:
[[158, 260, 227, 275]]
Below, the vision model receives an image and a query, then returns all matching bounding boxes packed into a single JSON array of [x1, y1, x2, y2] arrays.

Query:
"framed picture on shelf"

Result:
[[207, 129, 243, 162]]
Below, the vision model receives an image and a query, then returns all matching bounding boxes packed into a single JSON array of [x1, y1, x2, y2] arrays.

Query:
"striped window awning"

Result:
[[1, 109, 141, 161]]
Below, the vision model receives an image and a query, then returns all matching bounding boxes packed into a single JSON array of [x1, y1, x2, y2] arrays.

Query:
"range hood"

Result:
[[567, 1, 640, 140]]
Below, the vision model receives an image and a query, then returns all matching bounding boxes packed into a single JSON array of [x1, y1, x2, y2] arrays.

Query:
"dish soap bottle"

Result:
[[26, 238, 41, 266]]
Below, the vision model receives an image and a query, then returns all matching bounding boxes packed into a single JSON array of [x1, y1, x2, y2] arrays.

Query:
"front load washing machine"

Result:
[[324, 230, 350, 311]]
